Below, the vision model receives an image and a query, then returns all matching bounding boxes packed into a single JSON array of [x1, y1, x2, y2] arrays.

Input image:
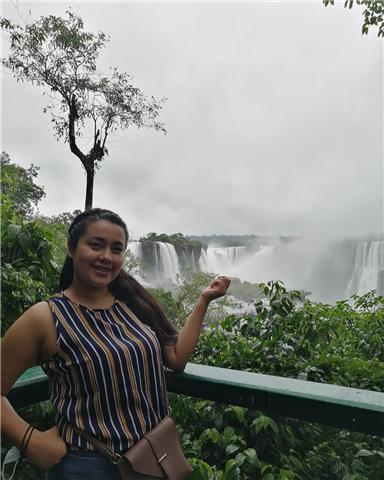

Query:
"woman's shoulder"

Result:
[[20, 301, 54, 331], [22, 300, 52, 319], [2, 301, 55, 356]]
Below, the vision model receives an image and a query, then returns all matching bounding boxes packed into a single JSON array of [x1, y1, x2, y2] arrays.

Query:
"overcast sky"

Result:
[[2, 1, 383, 240]]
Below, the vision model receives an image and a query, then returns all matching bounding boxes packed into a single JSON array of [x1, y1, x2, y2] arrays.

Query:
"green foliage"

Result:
[[1, 214, 61, 335], [150, 270, 229, 327], [323, 0, 384, 37], [226, 277, 265, 302], [173, 270, 218, 321], [171, 391, 384, 479], [169, 281, 384, 479], [39, 210, 81, 227], [124, 248, 142, 276], [0, 151, 45, 218], [193, 282, 384, 389], [141, 232, 202, 249], [0, 155, 64, 334]]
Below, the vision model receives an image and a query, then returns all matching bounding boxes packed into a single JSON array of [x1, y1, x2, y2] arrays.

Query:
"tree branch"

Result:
[[68, 94, 86, 166]]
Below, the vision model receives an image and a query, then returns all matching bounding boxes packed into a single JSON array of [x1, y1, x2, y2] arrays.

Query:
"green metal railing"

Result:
[[8, 363, 384, 436]]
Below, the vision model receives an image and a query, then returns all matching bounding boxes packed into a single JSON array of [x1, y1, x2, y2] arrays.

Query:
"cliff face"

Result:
[[139, 241, 203, 278], [174, 243, 202, 271]]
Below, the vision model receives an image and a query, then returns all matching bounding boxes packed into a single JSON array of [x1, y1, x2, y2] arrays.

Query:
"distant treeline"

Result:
[[187, 234, 298, 250]]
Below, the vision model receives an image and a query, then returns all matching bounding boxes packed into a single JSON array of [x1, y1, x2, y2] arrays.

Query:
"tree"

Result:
[[1, 154, 60, 334], [1, 12, 166, 209], [0, 151, 45, 218], [323, 0, 384, 37]]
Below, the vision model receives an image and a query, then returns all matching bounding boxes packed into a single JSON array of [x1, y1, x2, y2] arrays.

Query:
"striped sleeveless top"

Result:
[[41, 293, 169, 453]]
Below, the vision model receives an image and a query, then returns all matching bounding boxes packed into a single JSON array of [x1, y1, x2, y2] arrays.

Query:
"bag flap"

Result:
[[124, 435, 165, 478], [145, 417, 192, 480]]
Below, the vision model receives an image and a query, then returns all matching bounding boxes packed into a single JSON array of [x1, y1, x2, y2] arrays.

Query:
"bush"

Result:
[[169, 281, 384, 479]]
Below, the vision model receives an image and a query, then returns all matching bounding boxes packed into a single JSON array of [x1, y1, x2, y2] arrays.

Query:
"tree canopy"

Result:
[[0, 151, 45, 218], [0, 153, 61, 334], [1, 11, 166, 209], [323, 0, 384, 37]]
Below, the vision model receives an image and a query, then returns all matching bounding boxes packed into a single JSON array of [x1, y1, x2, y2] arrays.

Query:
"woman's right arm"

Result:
[[1, 302, 67, 470]]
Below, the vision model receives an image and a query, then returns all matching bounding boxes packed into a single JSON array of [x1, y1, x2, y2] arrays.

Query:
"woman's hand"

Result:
[[164, 276, 231, 371], [200, 276, 231, 303], [25, 426, 67, 471]]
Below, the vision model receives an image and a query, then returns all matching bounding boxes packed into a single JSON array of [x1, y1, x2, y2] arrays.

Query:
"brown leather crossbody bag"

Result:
[[74, 416, 192, 480]]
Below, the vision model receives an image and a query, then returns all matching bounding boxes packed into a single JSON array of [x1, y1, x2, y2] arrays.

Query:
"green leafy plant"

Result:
[[323, 0, 384, 37], [170, 281, 384, 479]]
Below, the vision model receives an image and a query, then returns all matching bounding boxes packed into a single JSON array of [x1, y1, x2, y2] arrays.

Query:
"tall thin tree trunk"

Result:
[[84, 168, 94, 210]]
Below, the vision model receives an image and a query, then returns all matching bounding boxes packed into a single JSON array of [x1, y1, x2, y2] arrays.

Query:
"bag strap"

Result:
[[71, 425, 120, 463]]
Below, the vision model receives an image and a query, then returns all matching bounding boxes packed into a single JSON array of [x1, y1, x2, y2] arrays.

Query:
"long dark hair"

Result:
[[59, 208, 178, 348]]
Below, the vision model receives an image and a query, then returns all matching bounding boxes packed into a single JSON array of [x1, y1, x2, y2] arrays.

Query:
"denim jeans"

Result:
[[46, 451, 121, 480]]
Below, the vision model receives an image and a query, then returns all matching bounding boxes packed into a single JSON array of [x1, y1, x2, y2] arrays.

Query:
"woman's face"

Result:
[[69, 220, 127, 290]]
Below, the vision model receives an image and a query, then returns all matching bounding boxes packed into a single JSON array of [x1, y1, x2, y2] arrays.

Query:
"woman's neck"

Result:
[[64, 283, 115, 309]]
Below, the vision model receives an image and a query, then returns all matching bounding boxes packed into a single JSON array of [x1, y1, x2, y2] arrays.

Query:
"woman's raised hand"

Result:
[[200, 276, 231, 303]]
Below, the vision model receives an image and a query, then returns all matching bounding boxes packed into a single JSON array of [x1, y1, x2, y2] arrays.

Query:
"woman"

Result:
[[1, 208, 230, 479]]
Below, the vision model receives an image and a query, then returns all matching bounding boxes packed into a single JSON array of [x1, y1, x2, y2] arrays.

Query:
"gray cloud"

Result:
[[2, 1, 382, 239]]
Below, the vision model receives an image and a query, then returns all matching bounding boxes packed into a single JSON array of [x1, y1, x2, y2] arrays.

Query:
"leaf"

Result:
[[261, 473, 275, 480], [267, 417, 279, 434], [232, 406, 246, 424], [224, 459, 239, 474], [226, 444, 240, 456], [252, 416, 265, 434], [261, 464, 272, 474], [234, 452, 246, 467], [244, 448, 261, 468], [279, 469, 295, 480], [6, 223, 21, 239], [356, 449, 374, 456], [205, 428, 221, 444]]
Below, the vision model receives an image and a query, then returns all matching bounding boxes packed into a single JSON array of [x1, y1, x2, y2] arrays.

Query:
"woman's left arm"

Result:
[[164, 276, 230, 371]]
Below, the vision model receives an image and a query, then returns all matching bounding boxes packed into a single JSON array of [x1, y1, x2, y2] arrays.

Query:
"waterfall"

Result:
[[127, 241, 143, 260], [128, 242, 247, 281], [253, 245, 275, 262], [201, 246, 247, 273], [126, 241, 151, 285], [346, 240, 384, 296], [199, 249, 209, 271], [155, 242, 181, 283], [191, 249, 196, 271]]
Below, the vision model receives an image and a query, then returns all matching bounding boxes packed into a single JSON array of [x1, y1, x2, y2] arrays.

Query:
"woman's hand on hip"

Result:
[[25, 426, 67, 471]]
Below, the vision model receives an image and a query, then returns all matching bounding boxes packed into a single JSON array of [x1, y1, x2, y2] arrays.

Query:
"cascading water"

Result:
[[346, 240, 384, 296], [128, 236, 383, 302], [127, 241, 181, 285], [198, 249, 209, 271], [191, 249, 196, 271], [126, 241, 150, 285], [201, 246, 247, 274], [155, 242, 181, 283], [252, 245, 276, 268], [127, 241, 142, 259]]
